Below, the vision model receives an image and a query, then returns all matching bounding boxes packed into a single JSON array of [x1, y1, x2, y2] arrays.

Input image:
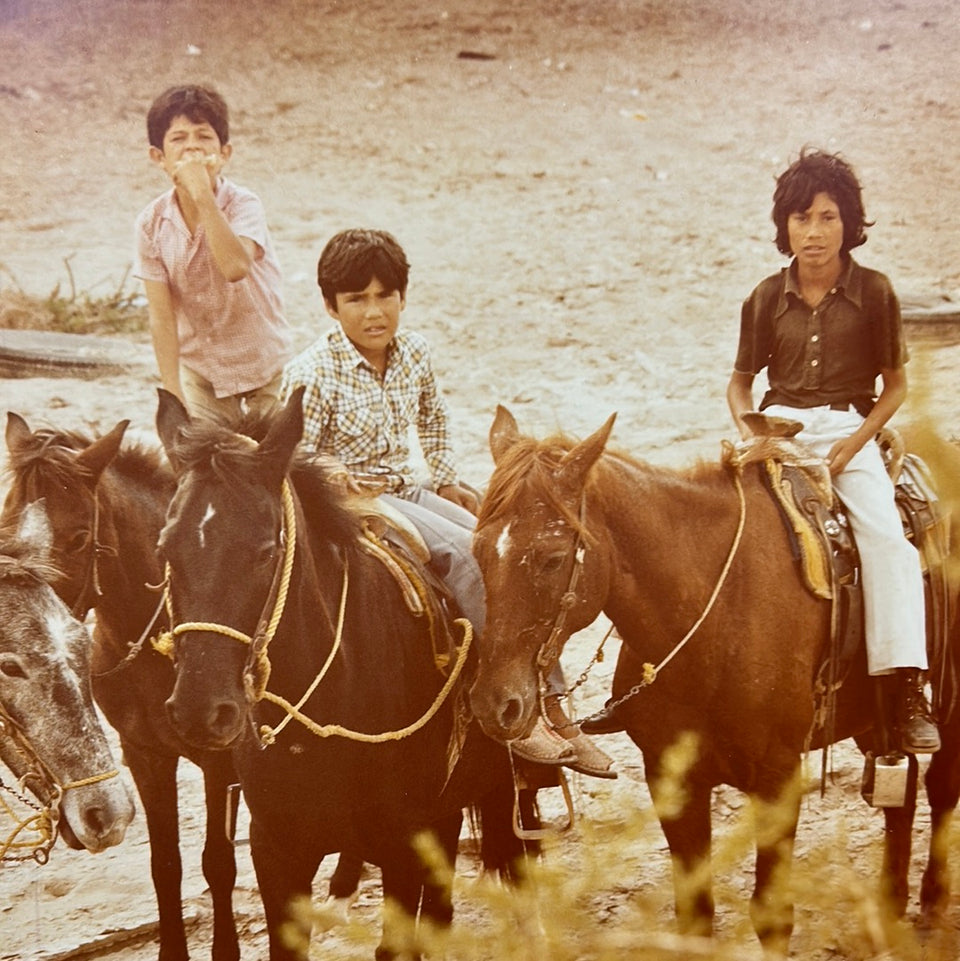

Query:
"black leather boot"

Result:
[[897, 668, 940, 754], [578, 698, 627, 735]]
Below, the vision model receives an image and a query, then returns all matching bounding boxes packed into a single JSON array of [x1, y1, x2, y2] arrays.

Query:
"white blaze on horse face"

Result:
[[496, 522, 512, 560], [45, 597, 80, 659], [198, 501, 216, 549]]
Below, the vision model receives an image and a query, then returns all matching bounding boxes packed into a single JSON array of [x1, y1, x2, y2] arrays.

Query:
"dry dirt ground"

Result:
[[1, 0, 960, 959]]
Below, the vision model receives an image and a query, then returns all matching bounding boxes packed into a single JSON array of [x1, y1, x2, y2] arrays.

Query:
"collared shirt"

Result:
[[281, 327, 460, 496], [134, 178, 293, 397], [734, 256, 907, 413]]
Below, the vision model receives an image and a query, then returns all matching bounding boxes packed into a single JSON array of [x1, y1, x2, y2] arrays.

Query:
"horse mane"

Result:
[[478, 428, 735, 542], [478, 431, 596, 540], [4, 424, 170, 494], [170, 412, 362, 550], [0, 538, 59, 585]]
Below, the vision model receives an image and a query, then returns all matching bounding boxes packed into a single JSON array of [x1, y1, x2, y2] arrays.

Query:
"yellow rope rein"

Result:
[[155, 478, 471, 748], [259, 618, 473, 745]]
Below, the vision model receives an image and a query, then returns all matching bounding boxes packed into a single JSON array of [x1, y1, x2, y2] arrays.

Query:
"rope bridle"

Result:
[[64, 489, 119, 621], [155, 479, 472, 748], [0, 701, 119, 864]]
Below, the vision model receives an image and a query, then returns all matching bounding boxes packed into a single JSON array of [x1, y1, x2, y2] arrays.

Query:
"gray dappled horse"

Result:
[[0, 501, 133, 858]]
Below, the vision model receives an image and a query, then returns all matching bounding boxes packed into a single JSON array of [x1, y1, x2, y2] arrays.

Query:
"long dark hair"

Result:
[[772, 148, 873, 255]]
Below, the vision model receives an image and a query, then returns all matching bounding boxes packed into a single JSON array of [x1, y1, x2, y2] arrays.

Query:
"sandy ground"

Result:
[[1, 0, 959, 958]]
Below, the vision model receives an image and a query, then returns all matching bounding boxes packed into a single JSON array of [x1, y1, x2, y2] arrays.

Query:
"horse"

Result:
[[154, 387, 535, 961], [2, 412, 242, 961], [468, 404, 960, 956], [0, 500, 134, 861]]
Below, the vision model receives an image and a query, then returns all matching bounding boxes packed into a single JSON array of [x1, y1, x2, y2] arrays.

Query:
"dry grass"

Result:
[[0, 257, 147, 336]]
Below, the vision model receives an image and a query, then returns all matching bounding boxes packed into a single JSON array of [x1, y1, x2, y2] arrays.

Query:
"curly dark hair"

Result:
[[146, 85, 230, 149], [772, 148, 873, 255], [317, 229, 410, 304]]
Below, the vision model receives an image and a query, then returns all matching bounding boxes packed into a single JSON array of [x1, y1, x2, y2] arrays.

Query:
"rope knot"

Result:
[[152, 631, 175, 659]]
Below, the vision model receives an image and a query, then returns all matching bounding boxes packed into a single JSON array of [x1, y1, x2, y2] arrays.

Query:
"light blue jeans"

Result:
[[383, 488, 567, 694]]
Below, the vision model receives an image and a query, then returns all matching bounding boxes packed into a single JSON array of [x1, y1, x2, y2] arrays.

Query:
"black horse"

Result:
[[155, 387, 535, 961]]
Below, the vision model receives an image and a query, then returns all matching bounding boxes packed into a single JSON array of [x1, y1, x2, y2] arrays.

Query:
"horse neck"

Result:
[[267, 513, 352, 687], [91, 466, 171, 651], [593, 456, 746, 640]]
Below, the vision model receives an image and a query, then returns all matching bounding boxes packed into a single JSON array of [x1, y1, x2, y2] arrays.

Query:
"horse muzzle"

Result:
[[469, 672, 540, 742]]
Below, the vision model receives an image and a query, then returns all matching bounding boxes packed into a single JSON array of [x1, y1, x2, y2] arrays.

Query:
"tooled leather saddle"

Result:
[[725, 413, 952, 747]]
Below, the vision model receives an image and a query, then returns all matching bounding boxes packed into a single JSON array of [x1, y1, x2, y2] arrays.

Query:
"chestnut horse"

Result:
[[154, 388, 535, 961], [0, 500, 134, 861], [469, 405, 960, 955], [2, 413, 242, 961]]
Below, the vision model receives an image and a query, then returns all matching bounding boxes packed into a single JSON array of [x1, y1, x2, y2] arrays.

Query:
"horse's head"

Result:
[[0, 502, 135, 855], [2, 412, 129, 617], [470, 405, 615, 741], [155, 388, 304, 750]]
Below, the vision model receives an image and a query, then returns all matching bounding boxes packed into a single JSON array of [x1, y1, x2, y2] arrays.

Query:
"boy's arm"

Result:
[[416, 361, 470, 505], [144, 279, 185, 403], [175, 159, 256, 282]]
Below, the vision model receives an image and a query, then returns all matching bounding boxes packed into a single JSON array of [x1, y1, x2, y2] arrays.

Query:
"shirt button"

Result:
[[811, 334, 819, 343], [810, 359, 819, 367]]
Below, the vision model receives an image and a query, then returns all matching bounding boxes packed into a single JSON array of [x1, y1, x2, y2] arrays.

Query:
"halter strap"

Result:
[[536, 493, 588, 673]]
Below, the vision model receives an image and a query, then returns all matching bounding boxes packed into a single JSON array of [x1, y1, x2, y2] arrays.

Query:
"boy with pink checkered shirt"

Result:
[[134, 85, 292, 422]]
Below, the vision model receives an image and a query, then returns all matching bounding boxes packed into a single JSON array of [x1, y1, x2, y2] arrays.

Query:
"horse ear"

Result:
[[489, 405, 521, 465], [5, 411, 32, 454], [17, 499, 53, 562], [155, 388, 191, 473], [75, 420, 130, 489], [258, 387, 305, 482], [555, 413, 617, 493]]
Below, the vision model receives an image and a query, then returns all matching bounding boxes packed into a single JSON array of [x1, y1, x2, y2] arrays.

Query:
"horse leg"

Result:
[[878, 756, 919, 918], [125, 748, 189, 961], [200, 754, 240, 961], [477, 776, 537, 884], [419, 812, 463, 934], [328, 852, 364, 899], [749, 782, 801, 957], [249, 818, 318, 961], [379, 847, 431, 961], [919, 732, 960, 924], [650, 777, 715, 938]]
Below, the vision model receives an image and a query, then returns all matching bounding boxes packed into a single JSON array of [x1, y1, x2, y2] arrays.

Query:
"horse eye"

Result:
[[0, 656, 27, 679], [255, 543, 278, 568], [66, 530, 91, 553], [539, 554, 566, 576]]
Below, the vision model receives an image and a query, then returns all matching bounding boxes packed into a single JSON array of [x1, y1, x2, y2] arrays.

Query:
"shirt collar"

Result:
[[327, 326, 399, 372], [778, 255, 862, 314]]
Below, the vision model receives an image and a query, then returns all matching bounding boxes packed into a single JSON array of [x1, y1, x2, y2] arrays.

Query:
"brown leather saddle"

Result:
[[726, 415, 952, 739]]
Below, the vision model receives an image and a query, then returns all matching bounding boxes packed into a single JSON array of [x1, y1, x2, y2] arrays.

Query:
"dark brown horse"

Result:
[[154, 388, 534, 961], [468, 405, 960, 955], [2, 413, 241, 961]]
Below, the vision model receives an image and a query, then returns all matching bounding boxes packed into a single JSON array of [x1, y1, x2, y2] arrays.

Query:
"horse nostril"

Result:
[[209, 700, 242, 741], [498, 696, 525, 732]]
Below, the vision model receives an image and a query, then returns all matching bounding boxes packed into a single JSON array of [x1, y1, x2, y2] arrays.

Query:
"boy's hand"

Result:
[[437, 484, 479, 516], [173, 153, 216, 202]]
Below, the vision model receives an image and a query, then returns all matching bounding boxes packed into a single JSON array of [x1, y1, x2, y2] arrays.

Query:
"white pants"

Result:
[[764, 405, 927, 675]]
